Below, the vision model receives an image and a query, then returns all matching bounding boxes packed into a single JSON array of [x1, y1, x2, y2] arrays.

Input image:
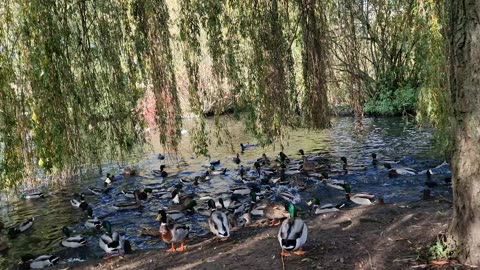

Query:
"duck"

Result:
[[257, 153, 270, 166], [20, 192, 45, 199], [104, 173, 115, 185], [61, 226, 87, 248], [157, 210, 190, 252], [216, 199, 240, 230], [340, 157, 367, 171], [233, 153, 241, 165], [157, 153, 166, 160], [307, 197, 345, 214], [123, 166, 136, 176], [171, 189, 195, 205], [240, 143, 256, 153], [8, 217, 34, 236], [207, 199, 230, 239], [301, 156, 318, 172], [299, 149, 330, 164], [152, 165, 168, 178], [231, 186, 251, 196], [322, 178, 348, 191], [276, 151, 290, 164], [70, 193, 88, 210], [209, 166, 227, 176], [88, 186, 112, 195], [371, 153, 378, 166], [113, 190, 142, 210], [206, 155, 221, 167], [169, 200, 197, 216], [384, 163, 416, 177], [264, 202, 290, 226], [424, 170, 438, 188], [420, 161, 451, 176], [99, 221, 131, 257], [21, 254, 60, 269], [278, 204, 308, 257], [344, 184, 375, 205], [122, 188, 152, 200], [85, 207, 102, 229]]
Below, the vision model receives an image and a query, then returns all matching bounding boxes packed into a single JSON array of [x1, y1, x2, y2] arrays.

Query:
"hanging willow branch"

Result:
[[298, 0, 331, 129], [133, 0, 182, 151]]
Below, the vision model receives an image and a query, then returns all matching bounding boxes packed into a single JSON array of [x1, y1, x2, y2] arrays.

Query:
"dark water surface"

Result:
[[0, 117, 451, 268]]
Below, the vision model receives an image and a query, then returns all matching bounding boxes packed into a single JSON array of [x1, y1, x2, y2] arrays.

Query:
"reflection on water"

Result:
[[0, 117, 447, 269]]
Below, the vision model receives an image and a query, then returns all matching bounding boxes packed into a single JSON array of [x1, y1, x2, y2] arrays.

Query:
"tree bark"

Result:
[[448, 0, 480, 265]]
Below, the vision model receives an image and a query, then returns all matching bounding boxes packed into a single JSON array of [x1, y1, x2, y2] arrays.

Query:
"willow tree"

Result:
[[448, 0, 480, 264]]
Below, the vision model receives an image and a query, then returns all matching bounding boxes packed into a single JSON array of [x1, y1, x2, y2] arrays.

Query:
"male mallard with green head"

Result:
[[278, 204, 308, 257], [99, 221, 131, 257]]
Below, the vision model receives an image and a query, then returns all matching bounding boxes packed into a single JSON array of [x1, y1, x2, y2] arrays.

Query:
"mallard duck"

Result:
[[209, 166, 227, 176], [123, 166, 136, 176], [152, 165, 168, 178], [21, 254, 60, 269], [206, 155, 221, 167], [231, 186, 251, 196], [61, 226, 87, 248], [385, 163, 416, 177], [278, 204, 308, 257], [276, 151, 290, 164], [104, 173, 115, 185], [99, 221, 130, 257], [207, 200, 230, 239], [301, 156, 317, 171], [308, 197, 345, 214], [113, 190, 142, 210], [344, 185, 375, 205], [233, 153, 241, 165], [264, 202, 289, 226], [257, 153, 270, 166], [85, 207, 102, 229], [122, 188, 152, 200], [8, 217, 34, 236], [322, 178, 348, 191], [371, 153, 378, 166], [240, 143, 256, 153], [89, 186, 112, 195], [157, 210, 190, 252], [20, 192, 45, 199], [171, 189, 195, 205], [70, 194, 88, 210], [340, 157, 366, 171], [169, 200, 197, 216]]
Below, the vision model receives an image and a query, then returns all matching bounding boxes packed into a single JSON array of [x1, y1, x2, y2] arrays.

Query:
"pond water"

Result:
[[0, 117, 452, 269]]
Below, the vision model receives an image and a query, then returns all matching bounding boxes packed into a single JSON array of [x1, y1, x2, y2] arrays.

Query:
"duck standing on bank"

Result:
[[278, 204, 308, 257], [157, 210, 190, 252]]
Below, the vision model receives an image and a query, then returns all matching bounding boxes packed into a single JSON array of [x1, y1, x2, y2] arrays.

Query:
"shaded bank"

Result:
[[71, 200, 468, 270]]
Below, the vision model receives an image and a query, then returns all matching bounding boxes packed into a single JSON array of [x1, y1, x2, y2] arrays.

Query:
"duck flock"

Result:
[[0, 144, 452, 269]]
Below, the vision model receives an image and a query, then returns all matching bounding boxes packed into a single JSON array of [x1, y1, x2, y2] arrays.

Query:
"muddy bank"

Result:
[[70, 199, 474, 270]]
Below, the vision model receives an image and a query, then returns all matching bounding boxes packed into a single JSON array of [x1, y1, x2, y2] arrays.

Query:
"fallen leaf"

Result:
[[430, 260, 449, 265]]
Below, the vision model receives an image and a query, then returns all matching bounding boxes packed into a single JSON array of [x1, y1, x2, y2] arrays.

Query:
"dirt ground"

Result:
[[72, 199, 478, 270]]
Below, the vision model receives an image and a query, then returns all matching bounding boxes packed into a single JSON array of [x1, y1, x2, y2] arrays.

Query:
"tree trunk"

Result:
[[448, 0, 480, 265]]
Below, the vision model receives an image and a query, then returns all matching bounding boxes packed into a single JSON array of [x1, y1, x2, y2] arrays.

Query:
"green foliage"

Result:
[[0, 0, 451, 189], [364, 86, 417, 116], [428, 240, 452, 261]]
